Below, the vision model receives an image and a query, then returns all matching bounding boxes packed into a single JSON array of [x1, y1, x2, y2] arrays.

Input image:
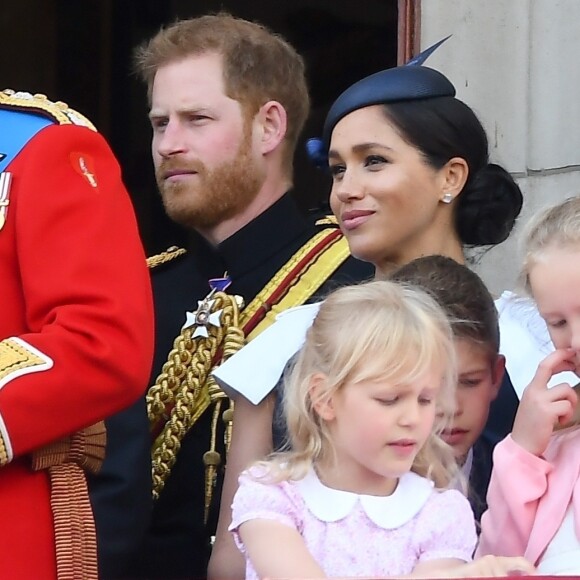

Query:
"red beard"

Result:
[[156, 131, 265, 235]]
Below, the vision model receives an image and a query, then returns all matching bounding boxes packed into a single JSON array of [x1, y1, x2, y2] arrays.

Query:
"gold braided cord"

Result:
[[147, 225, 350, 506], [222, 401, 234, 452], [146, 246, 187, 270], [146, 225, 342, 426], [0, 89, 96, 130], [203, 399, 223, 524], [149, 292, 245, 499], [147, 325, 201, 426]]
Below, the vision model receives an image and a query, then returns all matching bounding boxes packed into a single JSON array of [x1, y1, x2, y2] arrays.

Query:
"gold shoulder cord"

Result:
[[147, 292, 245, 512], [146, 228, 350, 522], [0, 89, 96, 130]]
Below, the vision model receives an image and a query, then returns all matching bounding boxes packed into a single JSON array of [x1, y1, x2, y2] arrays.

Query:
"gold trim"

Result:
[[148, 293, 245, 499], [31, 421, 106, 577], [0, 431, 8, 467], [315, 215, 338, 226], [0, 338, 50, 385], [241, 232, 349, 341], [238, 228, 335, 328], [0, 89, 96, 130], [146, 246, 187, 269], [148, 225, 351, 510], [267, 235, 348, 314]]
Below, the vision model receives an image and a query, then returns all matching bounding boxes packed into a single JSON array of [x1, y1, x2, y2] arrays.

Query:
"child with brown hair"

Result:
[[390, 255, 505, 522]]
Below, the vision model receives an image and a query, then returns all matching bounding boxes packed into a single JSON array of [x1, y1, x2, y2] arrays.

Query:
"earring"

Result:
[[441, 192, 454, 204]]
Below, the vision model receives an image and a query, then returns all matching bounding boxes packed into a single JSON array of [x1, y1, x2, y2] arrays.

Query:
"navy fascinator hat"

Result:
[[306, 36, 455, 168]]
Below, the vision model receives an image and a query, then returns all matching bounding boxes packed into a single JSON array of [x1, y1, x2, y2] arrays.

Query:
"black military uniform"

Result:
[[131, 193, 373, 579]]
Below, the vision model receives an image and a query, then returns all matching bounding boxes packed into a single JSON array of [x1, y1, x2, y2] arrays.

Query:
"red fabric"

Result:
[[0, 122, 154, 578]]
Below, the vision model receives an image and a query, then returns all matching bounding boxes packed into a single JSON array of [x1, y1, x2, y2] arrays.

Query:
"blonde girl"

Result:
[[478, 196, 580, 574], [229, 281, 532, 578]]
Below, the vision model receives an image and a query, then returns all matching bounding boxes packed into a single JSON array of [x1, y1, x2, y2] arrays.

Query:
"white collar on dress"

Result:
[[295, 469, 434, 529]]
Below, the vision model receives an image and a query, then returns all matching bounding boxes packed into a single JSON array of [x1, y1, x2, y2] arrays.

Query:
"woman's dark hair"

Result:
[[390, 255, 499, 355], [382, 97, 523, 247]]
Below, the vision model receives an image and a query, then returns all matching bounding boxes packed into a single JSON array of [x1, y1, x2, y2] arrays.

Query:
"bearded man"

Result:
[[128, 14, 372, 579]]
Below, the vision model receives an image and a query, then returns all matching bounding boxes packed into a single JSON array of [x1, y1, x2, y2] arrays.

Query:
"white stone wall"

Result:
[[421, 0, 580, 294]]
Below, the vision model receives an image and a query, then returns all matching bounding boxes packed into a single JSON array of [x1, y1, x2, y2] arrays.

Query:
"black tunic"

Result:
[[131, 194, 373, 579]]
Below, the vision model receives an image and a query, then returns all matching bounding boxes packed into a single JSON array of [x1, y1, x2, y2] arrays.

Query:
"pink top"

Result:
[[478, 431, 580, 566], [230, 467, 477, 579]]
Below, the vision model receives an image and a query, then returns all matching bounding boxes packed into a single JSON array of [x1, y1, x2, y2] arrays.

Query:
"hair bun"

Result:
[[456, 162, 523, 246]]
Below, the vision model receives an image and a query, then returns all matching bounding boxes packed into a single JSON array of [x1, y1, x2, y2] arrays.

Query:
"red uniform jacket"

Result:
[[0, 94, 154, 578]]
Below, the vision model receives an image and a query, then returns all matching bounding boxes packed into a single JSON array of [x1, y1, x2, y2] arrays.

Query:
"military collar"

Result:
[[296, 469, 434, 529], [216, 193, 311, 281]]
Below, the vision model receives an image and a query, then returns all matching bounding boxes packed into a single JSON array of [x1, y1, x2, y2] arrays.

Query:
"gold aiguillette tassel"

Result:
[[203, 400, 223, 524]]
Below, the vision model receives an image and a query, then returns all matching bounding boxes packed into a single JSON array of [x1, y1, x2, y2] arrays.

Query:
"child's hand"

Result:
[[448, 555, 535, 577], [512, 349, 578, 456]]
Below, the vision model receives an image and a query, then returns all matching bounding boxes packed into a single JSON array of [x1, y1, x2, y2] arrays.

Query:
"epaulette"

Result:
[[0, 89, 96, 130], [146, 246, 187, 270]]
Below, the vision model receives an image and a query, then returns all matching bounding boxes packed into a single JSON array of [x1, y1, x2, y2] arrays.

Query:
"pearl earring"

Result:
[[442, 192, 454, 204]]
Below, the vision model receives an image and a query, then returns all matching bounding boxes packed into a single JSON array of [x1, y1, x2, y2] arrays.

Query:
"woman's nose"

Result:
[[333, 170, 365, 202]]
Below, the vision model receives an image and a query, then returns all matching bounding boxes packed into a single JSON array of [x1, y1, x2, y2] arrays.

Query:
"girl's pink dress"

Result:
[[230, 468, 477, 579]]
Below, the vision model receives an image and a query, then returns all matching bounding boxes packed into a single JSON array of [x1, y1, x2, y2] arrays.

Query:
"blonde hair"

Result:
[[259, 280, 459, 489], [520, 196, 580, 294], [133, 12, 309, 177]]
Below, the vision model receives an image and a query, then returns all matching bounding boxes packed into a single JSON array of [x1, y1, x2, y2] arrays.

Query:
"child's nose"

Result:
[[401, 401, 421, 426], [569, 321, 580, 353]]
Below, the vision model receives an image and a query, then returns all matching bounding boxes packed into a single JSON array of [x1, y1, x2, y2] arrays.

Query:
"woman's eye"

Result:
[[418, 397, 434, 406], [365, 155, 387, 168], [548, 319, 567, 329], [328, 164, 346, 179]]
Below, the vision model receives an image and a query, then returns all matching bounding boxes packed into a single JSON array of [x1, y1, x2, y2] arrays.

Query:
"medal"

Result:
[[0, 172, 12, 231], [181, 273, 232, 338]]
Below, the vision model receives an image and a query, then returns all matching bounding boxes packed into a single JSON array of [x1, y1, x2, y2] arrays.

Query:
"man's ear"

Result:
[[490, 354, 506, 401], [309, 372, 335, 421], [255, 100, 287, 155]]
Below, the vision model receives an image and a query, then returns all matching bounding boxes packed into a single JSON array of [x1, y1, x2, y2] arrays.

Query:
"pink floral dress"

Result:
[[230, 468, 477, 579]]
